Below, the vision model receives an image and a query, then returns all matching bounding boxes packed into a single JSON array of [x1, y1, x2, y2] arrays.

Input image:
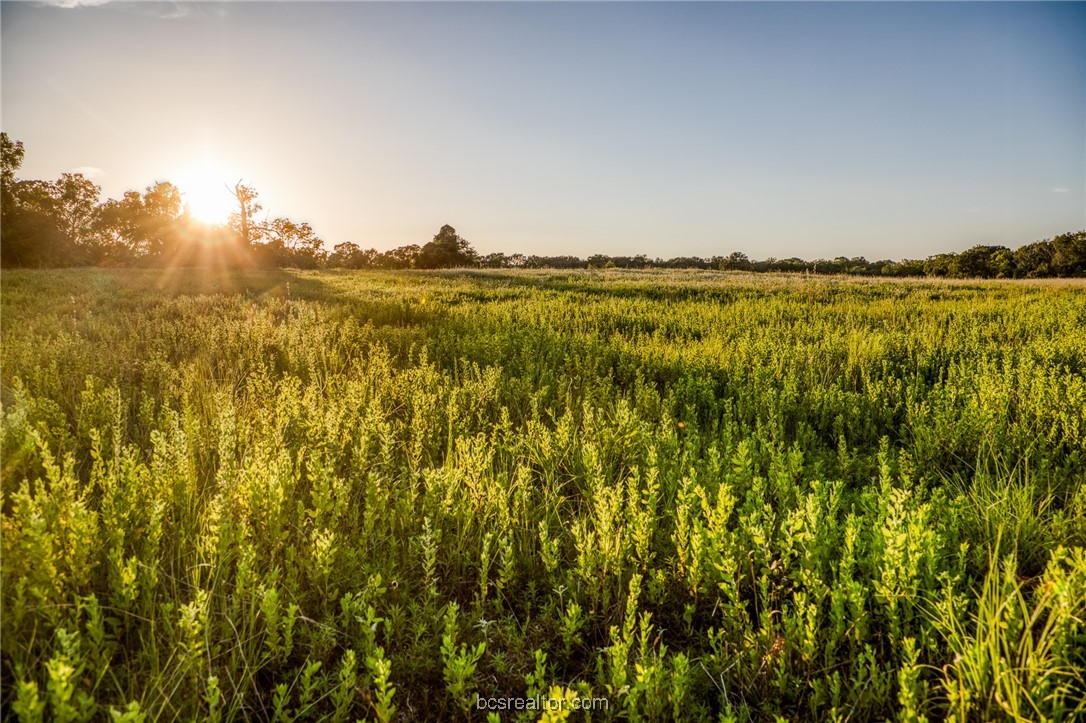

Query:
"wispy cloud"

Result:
[[135, 2, 196, 21], [37, 0, 112, 8], [37, 0, 204, 19], [68, 166, 106, 178], [1051, 187, 1070, 194]]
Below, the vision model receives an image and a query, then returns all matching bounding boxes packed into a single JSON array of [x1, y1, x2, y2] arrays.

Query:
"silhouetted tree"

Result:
[[97, 181, 187, 261], [1, 132, 23, 204], [330, 242, 365, 267], [1, 180, 71, 267], [270, 218, 322, 253], [417, 225, 477, 268], [662, 256, 712, 269], [524, 255, 585, 269], [479, 252, 508, 268], [0, 141, 100, 266], [1, 133, 33, 266], [54, 173, 101, 248], [228, 181, 263, 247], [719, 251, 752, 271], [252, 218, 326, 268], [381, 244, 421, 268], [224, 181, 327, 266]]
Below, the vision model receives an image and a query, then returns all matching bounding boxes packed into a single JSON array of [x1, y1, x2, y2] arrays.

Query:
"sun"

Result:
[[173, 162, 235, 225]]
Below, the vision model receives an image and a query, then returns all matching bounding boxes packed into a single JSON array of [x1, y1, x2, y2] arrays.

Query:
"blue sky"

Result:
[[2, 1, 1083, 259]]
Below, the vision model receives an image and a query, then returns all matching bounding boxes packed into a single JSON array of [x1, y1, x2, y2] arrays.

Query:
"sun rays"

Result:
[[172, 160, 235, 225]]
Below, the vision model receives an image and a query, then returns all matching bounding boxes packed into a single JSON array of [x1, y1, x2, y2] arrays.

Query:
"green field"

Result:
[[2, 268, 1085, 721]]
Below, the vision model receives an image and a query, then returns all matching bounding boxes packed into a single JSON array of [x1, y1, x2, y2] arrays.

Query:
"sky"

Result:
[[2, 1, 1083, 260]]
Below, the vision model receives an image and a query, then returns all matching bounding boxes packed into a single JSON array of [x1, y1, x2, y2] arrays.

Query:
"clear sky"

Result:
[[2, 1, 1083, 260]]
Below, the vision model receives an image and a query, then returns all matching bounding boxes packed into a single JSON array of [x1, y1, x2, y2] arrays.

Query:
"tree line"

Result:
[[1, 134, 327, 269], [3, 134, 1084, 277]]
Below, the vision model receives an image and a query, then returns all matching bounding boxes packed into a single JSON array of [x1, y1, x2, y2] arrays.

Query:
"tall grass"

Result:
[[2, 268, 1084, 720]]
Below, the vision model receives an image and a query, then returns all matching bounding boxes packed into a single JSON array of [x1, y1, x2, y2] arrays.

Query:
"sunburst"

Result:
[[173, 161, 235, 225]]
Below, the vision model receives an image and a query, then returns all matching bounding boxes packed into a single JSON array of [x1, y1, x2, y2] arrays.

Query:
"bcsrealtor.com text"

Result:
[[474, 693, 609, 713]]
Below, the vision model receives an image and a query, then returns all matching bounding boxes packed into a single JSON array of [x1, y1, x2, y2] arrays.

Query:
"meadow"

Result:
[[2, 267, 1084, 721]]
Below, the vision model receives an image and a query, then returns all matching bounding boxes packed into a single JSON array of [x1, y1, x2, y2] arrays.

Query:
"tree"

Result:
[[330, 241, 362, 267], [924, 253, 956, 277], [881, 259, 925, 277], [225, 181, 327, 267], [479, 252, 508, 268], [266, 218, 322, 254], [952, 245, 1013, 278], [416, 224, 478, 269], [0, 140, 101, 266], [256, 217, 326, 268], [1, 132, 23, 200], [1, 133, 27, 265], [97, 181, 187, 260], [719, 251, 751, 271], [989, 247, 1014, 278], [1050, 231, 1086, 277], [228, 181, 263, 246], [53, 173, 102, 247], [1, 180, 71, 267], [385, 244, 421, 268], [328, 242, 382, 269], [1013, 240, 1053, 278]]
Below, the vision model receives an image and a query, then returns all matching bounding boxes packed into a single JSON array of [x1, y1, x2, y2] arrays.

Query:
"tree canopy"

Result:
[[414, 224, 477, 269]]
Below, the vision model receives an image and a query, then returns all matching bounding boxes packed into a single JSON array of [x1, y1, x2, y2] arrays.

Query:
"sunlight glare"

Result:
[[174, 162, 234, 225]]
